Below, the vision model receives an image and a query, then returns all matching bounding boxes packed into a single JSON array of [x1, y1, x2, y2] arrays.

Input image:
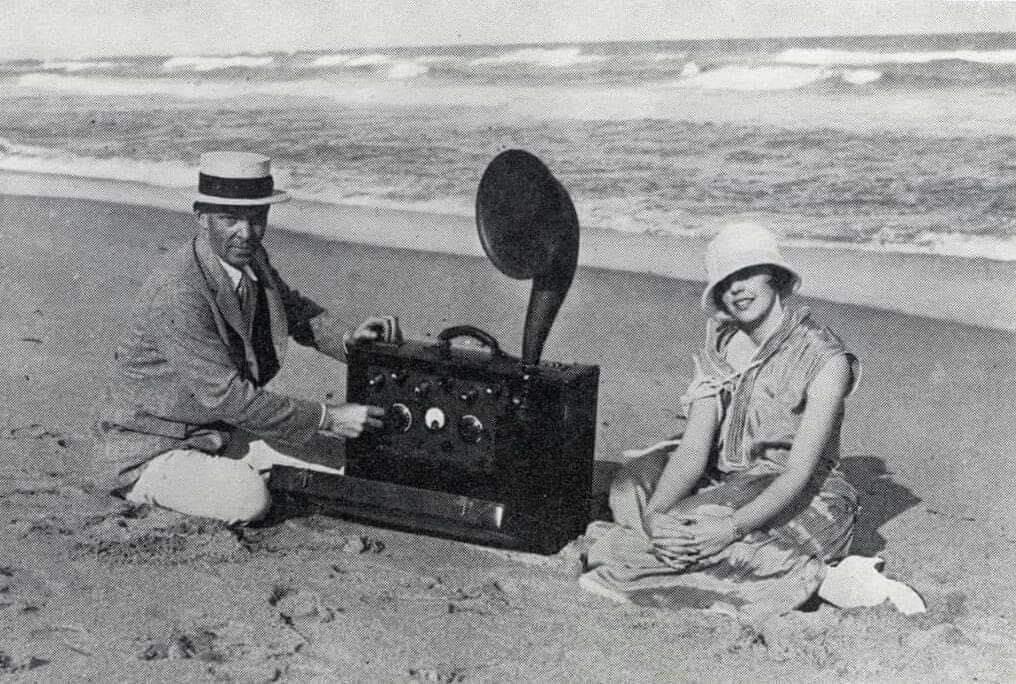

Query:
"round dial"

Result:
[[424, 407, 446, 431], [386, 403, 412, 433], [458, 414, 484, 443]]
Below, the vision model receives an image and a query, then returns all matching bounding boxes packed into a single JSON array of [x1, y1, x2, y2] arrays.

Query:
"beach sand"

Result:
[[0, 192, 1013, 680]]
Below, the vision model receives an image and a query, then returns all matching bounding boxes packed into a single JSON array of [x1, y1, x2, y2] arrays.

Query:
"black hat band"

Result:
[[198, 173, 274, 200]]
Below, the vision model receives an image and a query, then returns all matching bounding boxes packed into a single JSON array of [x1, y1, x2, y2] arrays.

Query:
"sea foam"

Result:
[[40, 60, 117, 72], [161, 55, 276, 71], [774, 47, 1016, 66], [676, 65, 833, 91], [0, 140, 193, 188], [841, 69, 882, 85], [308, 53, 352, 67], [470, 46, 607, 67]]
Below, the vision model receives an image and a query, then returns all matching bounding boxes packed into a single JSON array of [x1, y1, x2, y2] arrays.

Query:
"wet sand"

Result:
[[0, 193, 1013, 680]]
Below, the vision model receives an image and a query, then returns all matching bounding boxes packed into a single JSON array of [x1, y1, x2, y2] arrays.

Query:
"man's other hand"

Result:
[[321, 403, 385, 438], [349, 316, 403, 344]]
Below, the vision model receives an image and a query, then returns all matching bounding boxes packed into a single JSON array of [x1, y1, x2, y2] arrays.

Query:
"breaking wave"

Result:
[[161, 55, 276, 71], [40, 60, 117, 72], [0, 138, 193, 187], [676, 65, 834, 90], [774, 47, 1016, 65], [469, 47, 607, 67], [841, 69, 883, 85]]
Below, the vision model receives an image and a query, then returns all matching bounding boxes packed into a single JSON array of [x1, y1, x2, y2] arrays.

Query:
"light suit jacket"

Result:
[[98, 232, 348, 490]]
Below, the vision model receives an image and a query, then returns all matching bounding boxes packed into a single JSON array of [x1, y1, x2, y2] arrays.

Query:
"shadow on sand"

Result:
[[840, 455, 922, 556]]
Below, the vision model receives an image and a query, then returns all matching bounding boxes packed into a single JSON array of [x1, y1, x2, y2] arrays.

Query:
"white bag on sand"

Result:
[[819, 556, 926, 615]]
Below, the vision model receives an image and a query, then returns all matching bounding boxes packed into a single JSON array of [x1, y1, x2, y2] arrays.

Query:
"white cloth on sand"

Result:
[[818, 556, 926, 615]]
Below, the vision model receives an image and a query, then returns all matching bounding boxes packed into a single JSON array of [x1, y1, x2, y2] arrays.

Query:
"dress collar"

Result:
[[708, 306, 812, 374]]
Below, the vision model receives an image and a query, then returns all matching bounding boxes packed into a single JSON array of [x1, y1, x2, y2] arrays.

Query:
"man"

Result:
[[99, 151, 397, 523]]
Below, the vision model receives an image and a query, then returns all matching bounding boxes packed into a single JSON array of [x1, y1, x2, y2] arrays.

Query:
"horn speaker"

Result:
[[476, 149, 579, 364]]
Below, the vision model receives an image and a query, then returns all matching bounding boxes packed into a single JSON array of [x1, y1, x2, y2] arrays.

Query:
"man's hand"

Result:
[[348, 316, 402, 345], [320, 403, 385, 438]]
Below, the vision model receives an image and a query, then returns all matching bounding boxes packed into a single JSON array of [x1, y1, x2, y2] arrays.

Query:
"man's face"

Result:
[[198, 206, 269, 268]]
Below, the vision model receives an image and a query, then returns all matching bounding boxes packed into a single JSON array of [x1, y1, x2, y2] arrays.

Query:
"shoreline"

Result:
[[2, 169, 1014, 332]]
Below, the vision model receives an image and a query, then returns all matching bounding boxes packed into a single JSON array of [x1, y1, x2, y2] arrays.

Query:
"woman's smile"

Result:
[[719, 267, 782, 336], [730, 295, 755, 312]]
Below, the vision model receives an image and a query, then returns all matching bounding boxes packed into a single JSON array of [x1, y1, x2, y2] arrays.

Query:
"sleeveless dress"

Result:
[[580, 307, 860, 621]]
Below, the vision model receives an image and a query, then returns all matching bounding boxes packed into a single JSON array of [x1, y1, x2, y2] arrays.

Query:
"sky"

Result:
[[4, 0, 1016, 60]]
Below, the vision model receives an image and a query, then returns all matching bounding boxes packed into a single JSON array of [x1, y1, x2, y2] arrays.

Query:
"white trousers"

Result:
[[126, 433, 343, 524]]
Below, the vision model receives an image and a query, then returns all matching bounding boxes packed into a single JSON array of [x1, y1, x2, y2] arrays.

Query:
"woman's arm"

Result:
[[678, 354, 852, 559], [645, 397, 719, 516], [729, 353, 852, 536]]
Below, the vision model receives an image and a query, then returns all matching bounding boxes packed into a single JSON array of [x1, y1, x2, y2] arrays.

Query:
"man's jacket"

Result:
[[98, 232, 348, 489]]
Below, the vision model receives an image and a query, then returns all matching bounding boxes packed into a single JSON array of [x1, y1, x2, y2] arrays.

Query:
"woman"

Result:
[[580, 222, 859, 621]]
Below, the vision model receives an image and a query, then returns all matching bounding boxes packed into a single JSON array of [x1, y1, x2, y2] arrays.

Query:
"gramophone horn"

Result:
[[476, 150, 579, 365]]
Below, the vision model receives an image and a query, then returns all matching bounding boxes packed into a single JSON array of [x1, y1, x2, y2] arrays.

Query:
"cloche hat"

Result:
[[701, 222, 801, 316], [193, 151, 289, 206]]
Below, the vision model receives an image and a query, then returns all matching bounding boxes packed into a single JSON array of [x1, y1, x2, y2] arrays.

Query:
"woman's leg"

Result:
[[608, 449, 671, 530], [125, 449, 270, 524]]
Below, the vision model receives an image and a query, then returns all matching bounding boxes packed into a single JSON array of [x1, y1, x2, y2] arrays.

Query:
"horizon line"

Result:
[[2, 28, 1013, 63]]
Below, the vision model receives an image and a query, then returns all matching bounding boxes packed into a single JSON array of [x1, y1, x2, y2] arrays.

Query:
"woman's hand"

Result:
[[648, 505, 739, 566], [645, 512, 698, 568], [674, 509, 739, 560]]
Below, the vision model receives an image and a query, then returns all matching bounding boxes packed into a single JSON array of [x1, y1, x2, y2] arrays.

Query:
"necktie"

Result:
[[236, 269, 256, 330]]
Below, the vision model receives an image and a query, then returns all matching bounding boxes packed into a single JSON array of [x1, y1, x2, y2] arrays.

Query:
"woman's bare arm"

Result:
[[646, 398, 719, 516], [730, 353, 852, 535]]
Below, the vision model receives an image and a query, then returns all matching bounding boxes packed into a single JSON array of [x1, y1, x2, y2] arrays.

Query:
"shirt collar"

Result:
[[216, 258, 258, 289]]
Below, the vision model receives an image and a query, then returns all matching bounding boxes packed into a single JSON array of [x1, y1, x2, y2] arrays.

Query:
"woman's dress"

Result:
[[580, 307, 860, 621]]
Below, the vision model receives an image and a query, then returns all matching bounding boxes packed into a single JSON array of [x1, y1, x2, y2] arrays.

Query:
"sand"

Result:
[[0, 192, 1014, 681]]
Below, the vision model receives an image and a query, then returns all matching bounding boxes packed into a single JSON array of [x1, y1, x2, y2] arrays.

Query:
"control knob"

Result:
[[458, 415, 484, 443], [386, 403, 412, 433], [425, 407, 447, 431]]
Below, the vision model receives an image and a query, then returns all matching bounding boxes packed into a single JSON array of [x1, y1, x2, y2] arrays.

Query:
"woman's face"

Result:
[[718, 265, 782, 328]]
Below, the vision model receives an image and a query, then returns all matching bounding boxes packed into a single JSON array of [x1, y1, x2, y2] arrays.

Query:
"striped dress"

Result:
[[581, 307, 859, 621]]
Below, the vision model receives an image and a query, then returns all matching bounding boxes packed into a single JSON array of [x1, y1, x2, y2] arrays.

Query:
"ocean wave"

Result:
[[469, 46, 607, 68], [4, 141, 1016, 263], [161, 55, 275, 72], [13, 72, 367, 101], [15, 73, 232, 98], [346, 54, 394, 67], [841, 68, 882, 85], [782, 231, 1016, 262], [10, 72, 486, 105], [40, 60, 117, 72], [304, 52, 443, 77], [676, 65, 833, 91], [0, 141, 193, 187], [387, 62, 430, 80], [308, 53, 352, 67], [651, 52, 688, 62], [774, 47, 1016, 66]]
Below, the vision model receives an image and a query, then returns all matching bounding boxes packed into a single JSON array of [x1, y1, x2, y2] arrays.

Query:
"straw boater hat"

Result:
[[193, 151, 289, 206], [701, 222, 801, 317]]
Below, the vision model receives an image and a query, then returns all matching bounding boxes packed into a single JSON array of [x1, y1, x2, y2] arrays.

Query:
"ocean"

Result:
[[3, 31, 1016, 261]]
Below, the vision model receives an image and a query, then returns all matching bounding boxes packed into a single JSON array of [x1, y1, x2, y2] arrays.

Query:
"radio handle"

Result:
[[437, 325, 504, 358]]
